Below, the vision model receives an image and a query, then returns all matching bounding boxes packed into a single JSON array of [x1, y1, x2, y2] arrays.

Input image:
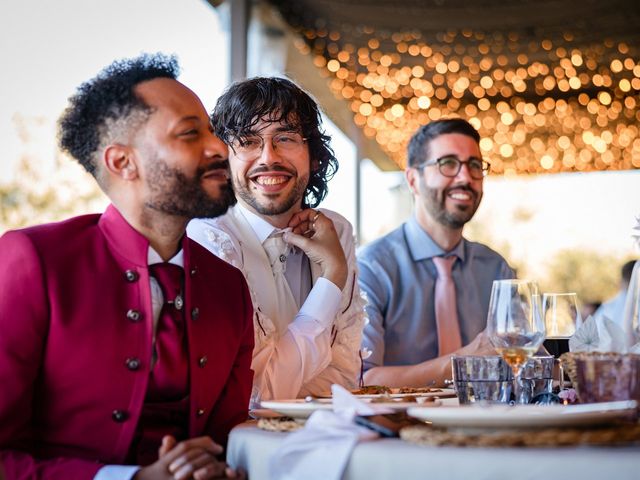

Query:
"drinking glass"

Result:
[[542, 292, 581, 357], [486, 279, 546, 404], [623, 261, 640, 348]]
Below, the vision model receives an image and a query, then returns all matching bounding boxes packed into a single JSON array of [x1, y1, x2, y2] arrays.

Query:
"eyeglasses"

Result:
[[230, 131, 307, 160], [416, 155, 490, 180]]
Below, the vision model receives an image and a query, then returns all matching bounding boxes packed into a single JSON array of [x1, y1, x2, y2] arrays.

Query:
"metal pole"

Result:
[[229, 0, 249, 82], [355, 144, 363, 246]]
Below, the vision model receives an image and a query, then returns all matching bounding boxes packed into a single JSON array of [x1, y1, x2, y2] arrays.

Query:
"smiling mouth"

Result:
[[446, 188, 476, 203], [449, 191, 472, 200], [253, 175, 290, 186]]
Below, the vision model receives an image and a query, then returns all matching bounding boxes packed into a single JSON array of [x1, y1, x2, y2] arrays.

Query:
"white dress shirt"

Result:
[[188, 204, 367, 405], [95, 247, 183, 480], [594, 290, 627, 326]]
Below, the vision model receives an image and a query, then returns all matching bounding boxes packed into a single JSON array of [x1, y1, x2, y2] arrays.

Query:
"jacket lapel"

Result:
[[226, 207, 280, 322]]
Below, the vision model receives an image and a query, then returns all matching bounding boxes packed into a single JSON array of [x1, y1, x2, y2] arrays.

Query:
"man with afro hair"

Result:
[[0, 53, 253, 480]]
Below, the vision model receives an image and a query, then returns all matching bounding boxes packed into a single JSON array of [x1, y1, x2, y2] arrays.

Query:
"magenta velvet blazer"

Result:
[[0, 205, 254, 480]]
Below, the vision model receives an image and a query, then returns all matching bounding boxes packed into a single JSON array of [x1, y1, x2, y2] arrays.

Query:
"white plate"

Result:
[[261, 398, 440, 419], [407, 400, 637, 429]]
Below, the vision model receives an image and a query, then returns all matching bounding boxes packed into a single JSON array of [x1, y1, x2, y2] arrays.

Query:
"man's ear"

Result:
[[103, 144, 138, 181], [405, 166, 420, 196]]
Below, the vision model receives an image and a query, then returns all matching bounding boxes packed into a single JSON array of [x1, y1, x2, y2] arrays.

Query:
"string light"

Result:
[[273, 2, 640, 174]]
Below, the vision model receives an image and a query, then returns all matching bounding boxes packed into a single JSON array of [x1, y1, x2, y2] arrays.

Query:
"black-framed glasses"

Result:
[[230, 131, 307, 160], [416, 155, 490, 179]]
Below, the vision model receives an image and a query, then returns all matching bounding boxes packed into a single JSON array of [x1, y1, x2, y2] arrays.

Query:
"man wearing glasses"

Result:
[[188, 77, 365, 404], [359, 118, 514, 387]]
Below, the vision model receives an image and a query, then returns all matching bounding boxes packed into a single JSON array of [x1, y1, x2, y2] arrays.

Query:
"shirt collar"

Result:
[[238, 203, 288, 244], [147, 246, 184, 267], [404, 215, 466, 263]]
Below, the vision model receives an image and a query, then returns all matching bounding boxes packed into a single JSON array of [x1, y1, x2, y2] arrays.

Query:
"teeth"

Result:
[[256, 176, 288, 186], [450, 192, 471, 200]]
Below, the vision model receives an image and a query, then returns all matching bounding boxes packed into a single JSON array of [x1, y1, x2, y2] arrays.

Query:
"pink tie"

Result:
[[432, 256, 463, 356]]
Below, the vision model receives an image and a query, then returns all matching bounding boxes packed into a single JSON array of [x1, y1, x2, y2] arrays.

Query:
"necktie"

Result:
[[263, 233, 298, 334], [148, 263, 188, 399], [432, 256, 463, 356]]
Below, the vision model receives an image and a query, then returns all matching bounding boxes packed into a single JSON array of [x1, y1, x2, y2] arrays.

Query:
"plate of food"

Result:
[[261, 397, 441, 419], [342, 385, 457, 400], [407, 400, 638, 429]]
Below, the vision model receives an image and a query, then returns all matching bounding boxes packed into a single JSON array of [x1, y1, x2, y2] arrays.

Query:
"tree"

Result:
[[544, 249, 626, 304]]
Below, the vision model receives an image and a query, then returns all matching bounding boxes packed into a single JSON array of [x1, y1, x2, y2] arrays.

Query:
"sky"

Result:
[[0, 0, 228, 179], [2, 0, 639, 299]]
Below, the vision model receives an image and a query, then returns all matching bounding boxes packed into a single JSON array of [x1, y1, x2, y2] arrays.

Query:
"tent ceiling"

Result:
[[262, 0, 640, 174]]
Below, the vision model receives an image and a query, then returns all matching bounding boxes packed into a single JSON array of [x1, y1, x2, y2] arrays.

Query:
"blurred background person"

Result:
[[594, 259, 637, 325]]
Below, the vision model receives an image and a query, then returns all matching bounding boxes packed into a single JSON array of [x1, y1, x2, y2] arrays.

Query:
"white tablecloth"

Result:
[[227, 423, 640, 480]]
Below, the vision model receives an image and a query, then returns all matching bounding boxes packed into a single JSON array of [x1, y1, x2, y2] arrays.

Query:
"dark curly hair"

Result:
[[211, 77, 337, 209], [407, 118, 480, 168], [58, 53, 180, 183]]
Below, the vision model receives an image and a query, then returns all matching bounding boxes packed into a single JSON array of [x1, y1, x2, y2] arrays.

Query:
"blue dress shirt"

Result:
[[358, 216, 515, 370]]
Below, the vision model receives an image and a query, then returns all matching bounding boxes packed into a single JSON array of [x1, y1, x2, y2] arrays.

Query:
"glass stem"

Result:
[[512, 366, 529, 404]]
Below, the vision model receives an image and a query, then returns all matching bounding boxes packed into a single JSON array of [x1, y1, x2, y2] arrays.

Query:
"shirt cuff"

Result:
[[94, 465, 141, 480], [298, 277, 342, 328]]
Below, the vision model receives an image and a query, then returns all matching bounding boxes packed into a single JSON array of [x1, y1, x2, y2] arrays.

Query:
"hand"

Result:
[[456, 330, 496, 356], [134, 435, 246, 480], [284, 209, 348, 290]]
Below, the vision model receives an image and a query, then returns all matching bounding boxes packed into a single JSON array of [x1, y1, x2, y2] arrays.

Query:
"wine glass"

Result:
[[486, 279, 546, 404], [541, 292, 581, 357], [623, 261, 640, 348]]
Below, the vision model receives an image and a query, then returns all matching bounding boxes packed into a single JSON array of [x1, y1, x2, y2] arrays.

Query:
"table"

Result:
[[227, 423, 640, 480]]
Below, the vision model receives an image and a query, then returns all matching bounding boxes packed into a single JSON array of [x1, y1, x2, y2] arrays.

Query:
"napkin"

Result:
[[569, 315, 640, 353], [268, 385, 389, 480]]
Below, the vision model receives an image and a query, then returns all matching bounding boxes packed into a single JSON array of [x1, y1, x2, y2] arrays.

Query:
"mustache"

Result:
[[197, 160, 230, 177], [247, 164, 296, 177], [445, 184, 478, 196]]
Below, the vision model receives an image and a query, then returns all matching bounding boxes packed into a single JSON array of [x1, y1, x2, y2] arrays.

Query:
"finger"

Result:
[[163, 437, 223, 464], [224, 466, 247, 479], [282, 231, 311, 251], [159, 435, 177, 458], [169, 448, 218, 474], [174, 453, 226, 480], [192, 461, 230, 480], [287, 208, 318, 229]]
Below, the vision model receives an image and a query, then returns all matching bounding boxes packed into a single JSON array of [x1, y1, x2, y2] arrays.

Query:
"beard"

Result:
[[419, 177, 482, 229], [144, 159, 236, 219], [233, 165, 308, 216]]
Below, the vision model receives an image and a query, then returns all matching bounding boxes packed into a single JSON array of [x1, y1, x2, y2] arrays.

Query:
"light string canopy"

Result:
[[268, 0, 640, 174]]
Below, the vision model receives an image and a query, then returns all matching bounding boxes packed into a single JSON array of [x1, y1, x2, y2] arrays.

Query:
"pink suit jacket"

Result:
[[0, 205, 254, 480]]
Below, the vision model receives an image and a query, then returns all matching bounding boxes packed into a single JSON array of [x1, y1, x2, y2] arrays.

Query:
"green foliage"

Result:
[[543, 249, 627, 303], [0, 154, 106, 234]]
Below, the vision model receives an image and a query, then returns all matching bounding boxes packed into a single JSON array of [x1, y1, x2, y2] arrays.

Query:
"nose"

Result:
[[258, 137, 282, 165], [455, 161, 474, 182], [204, 131, 228, 159]]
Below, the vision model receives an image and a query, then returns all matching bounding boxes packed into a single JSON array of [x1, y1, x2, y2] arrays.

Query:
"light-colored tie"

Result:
[[263, 233, 299, 334], [433, 256, 463, 356]]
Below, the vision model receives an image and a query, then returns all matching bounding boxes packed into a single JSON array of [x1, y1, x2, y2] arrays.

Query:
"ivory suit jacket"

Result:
[[188, 205, 367, 403], [0, 205, 254, 480]]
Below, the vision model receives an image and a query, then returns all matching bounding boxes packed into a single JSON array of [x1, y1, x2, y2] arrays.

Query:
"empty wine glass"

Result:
[[542, 292, 581, 357], [486, 279, 546, 404]]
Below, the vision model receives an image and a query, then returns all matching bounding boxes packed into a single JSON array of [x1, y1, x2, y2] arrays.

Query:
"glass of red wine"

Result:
[[542, 292, 581, 357]]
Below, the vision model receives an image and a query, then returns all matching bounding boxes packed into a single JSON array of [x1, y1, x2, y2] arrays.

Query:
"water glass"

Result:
[[517, 356, 555, 404], [452, 356, 513, 404]]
